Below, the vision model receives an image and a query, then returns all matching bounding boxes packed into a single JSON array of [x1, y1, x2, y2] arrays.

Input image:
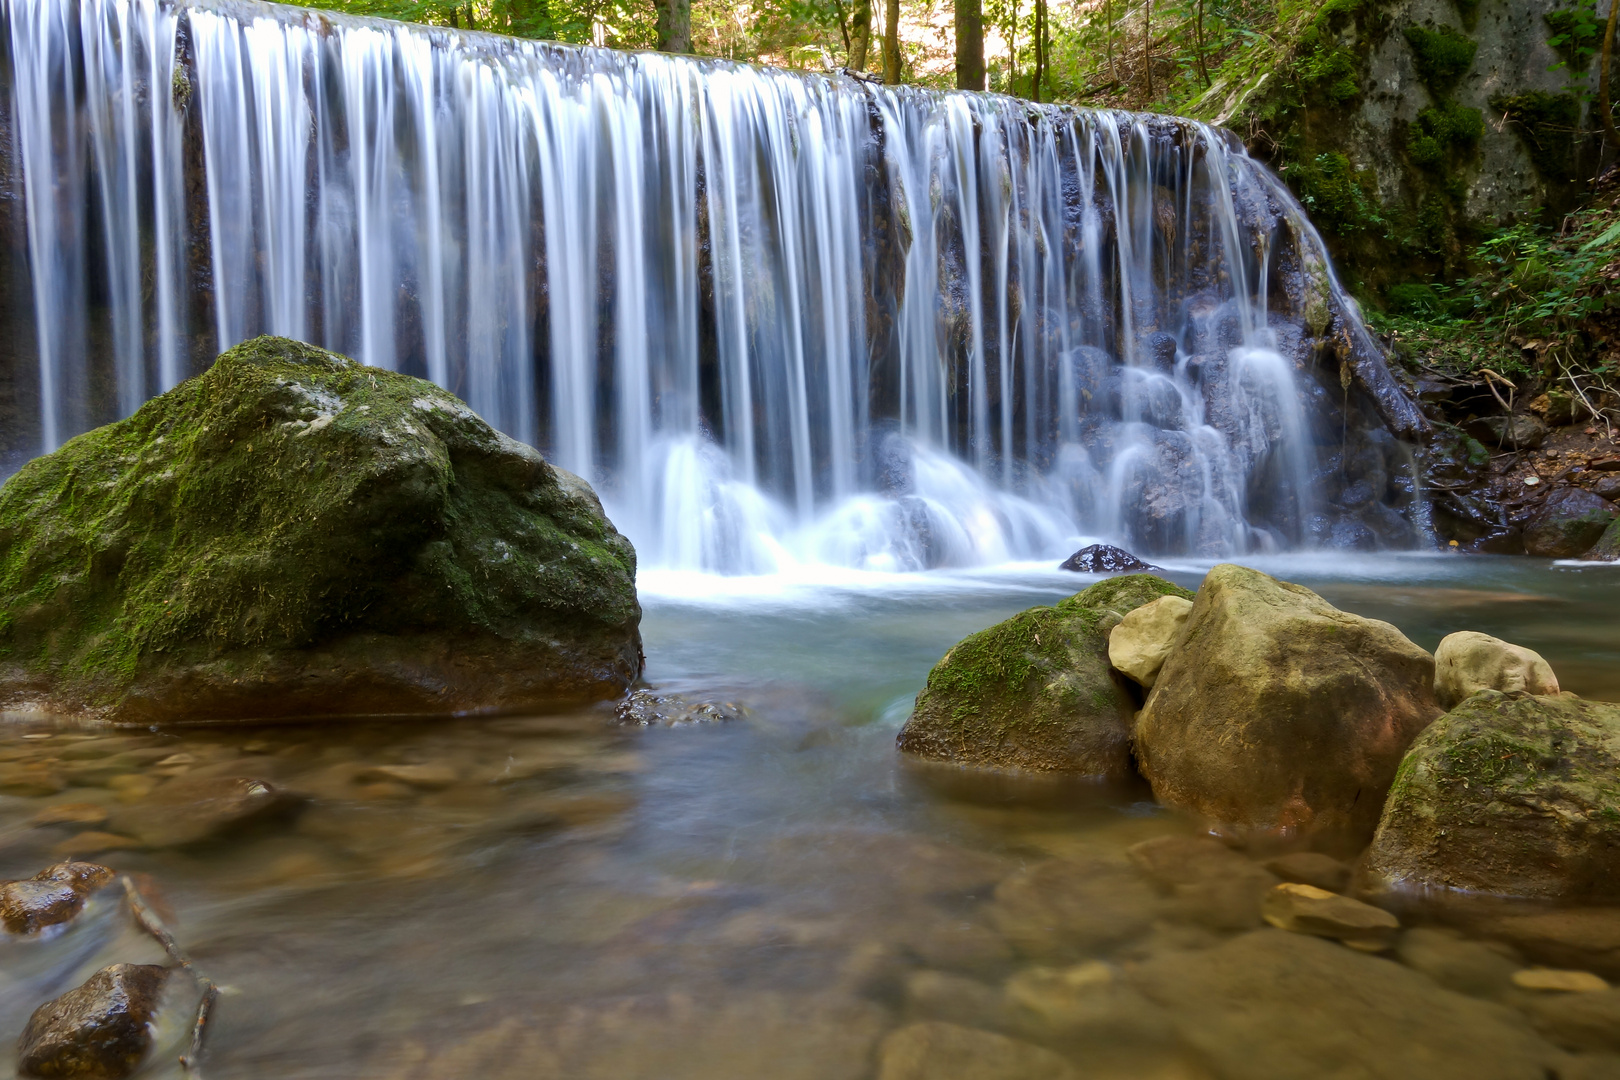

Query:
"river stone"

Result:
[[1395, 927, 1521, 1000], [1363, 691, 1620, 901], [1521, 988, 1620, 1052], [1260, 882, 1400, 949], [1130, 929, 1565, 1080], [18, 963, 170, 1080], [875, 1021, 1079, 1080], [1434, 631, 1560, 709], [1057, 544, 1159, 573], [1133, 564, 1442, 851], [988, 857, 1166, 958], [1513, 968, 1610, 993], [1106, 595, 1193, 688], [1586, 515, 1620, 562], [897, 575, 1194, 775], [1261, 852, 1351, 893], [0, 336, 641, 724], [1, 861, 114, 934], [1523, 488, 1616, 559], [109, 775, 299, 848]]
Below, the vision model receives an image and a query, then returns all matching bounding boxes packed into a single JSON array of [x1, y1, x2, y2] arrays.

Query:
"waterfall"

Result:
[[0, 0, 1425, 572]]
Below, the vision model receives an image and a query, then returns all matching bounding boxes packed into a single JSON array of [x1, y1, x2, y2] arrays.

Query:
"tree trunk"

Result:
[[1032, 0, 1047, 102], [1195, 0, 1209, 86], [1142, 0, 1153, 103], [1105, 0, 1114, 84], [850, 0, 872, 70], [656, 0, 692, 52], [955, 0, 984, 90], [1602, 0, 1620, 150], [883, 0, 902, 82]]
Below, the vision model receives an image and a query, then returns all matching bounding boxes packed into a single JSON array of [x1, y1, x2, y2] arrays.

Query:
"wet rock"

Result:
[[1466, 413, 1549, 451], [1, 861, 115, 934], [1396, 927, 1521, 999], [1261, 882, 1400, 949], [1127, 836, 1281, 930], [1261, 852, 1350, 893], [1107, 595, 1193, 688], [1521, 987, 1620, 1052], [1585, 515, 1620, 562], [354, 764, 458, 790], [903, 970, 1010, 1029], [1363, 692, 1620, 901], [1003, 961, 1174, 1045], [110, 775, 300, 848], [1434, 631, 1560, 709], [0, 336, 642, 725], [31, 804, 111, 829], [17, 963, 170, 1080], [1140, 331, 1179, 373], [1131, 929, 1565, 1080], [614, 688, 748, 727], [988, 858, 1165, 958], [1057, 544, 1160, 573], [1134, 564, 1442, 851], [876, 1021, 1079, 1080], [1523, 488, 1616, 558], [1480, 909, 1620, 979], [897, 576, 1193, 775], [1513, 968, 1610, 993]]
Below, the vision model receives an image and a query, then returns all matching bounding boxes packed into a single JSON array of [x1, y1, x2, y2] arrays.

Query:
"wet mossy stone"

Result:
[[896, 575, 1194, 775], [0, 336, 642, 724], [1364, 691, 1620, 901]]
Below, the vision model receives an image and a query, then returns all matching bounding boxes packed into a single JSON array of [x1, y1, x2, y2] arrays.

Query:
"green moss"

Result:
[[1546, 3, 1603, 74], [1292, 152, 1385, 237], [1451, 0, 1479, 30], [1057, 573, 1195, 615], [1491, 91, 1584, 184], [1407, 101, 1483, 171], [1386, 282, 1445, 317], [0, 336, 639, 712], [1403, 25, 1477, 97]]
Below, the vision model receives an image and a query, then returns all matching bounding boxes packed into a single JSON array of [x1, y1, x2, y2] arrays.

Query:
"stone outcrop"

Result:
[[18, 964, 170, 1080], [1522, 488, 1616, 558], [897, 575, 1194, 775], [1133, 564, 1442, 850], [0, 336, 642, 724], [1434, 631, 1559, 709], [1364, 691, 1620, 900], [1106, 594, 1193, 689]]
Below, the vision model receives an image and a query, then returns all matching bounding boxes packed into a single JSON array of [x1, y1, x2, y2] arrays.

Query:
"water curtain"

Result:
[[0, 0, 1419, 571]]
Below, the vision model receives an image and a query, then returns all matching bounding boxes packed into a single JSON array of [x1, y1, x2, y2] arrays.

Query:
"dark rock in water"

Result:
[[1139, 331, 1179, 373], [0, 336, 642, 724], [1523, 488, 1615, 558], [110, 775, 300, 848], [614, 689, 748, 727], [897, 575, 1193, 776], [1135, 564, 1441, 852], [1, 861, 115, 935], [18, 963, 169, 1080], [1363, 691, 1620, 901], [1058, 544, 1159, 573], [1588, 515, 1620, 562]]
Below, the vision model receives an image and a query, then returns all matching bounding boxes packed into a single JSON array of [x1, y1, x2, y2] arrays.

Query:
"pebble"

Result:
[[1260, 882, 1399, 948], [1512, 968, 1611, 993], [17, 964, 170, 1080]]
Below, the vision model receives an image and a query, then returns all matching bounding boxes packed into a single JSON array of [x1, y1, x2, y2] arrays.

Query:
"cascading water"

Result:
[[0, 0, 1427, 573]]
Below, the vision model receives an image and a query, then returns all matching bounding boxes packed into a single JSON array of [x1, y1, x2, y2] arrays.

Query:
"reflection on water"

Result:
[[0, 556, 1617, 1078]]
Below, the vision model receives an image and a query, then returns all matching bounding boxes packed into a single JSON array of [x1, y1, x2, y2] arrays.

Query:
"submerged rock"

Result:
[[1106, 594, 1193, 689], [1057, 544, 1160, 573], [614, 688, 748, 727], [897, 575, 1194, 775], [109, 775, 300, 848], [875, 1021, 1079, 1080], [1434, 631, 1559, 709], [0, 336, 641, 724], [1, 861, 114, 935], [1523, 488, 1615, 559], [1134, 564, 1441, 851], [1363, 691, 1620, 901], [1260, 882, 1399, 949], [18, 963, 169, 1080]]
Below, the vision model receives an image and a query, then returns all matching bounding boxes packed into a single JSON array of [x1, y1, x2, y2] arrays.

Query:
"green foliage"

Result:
[[1294, 39, 1361, 103], [1491, 91, 1584, 183], [1403, 24, 1476, 97], [1385, 282, 1445, 318], [1292, 152, 1384, 237], [1407, 100, 1483, 170], [1546, 0, 1603, 75]]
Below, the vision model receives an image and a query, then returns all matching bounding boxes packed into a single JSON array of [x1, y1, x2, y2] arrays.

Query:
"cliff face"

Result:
[[1187, 0, 1609, 296]]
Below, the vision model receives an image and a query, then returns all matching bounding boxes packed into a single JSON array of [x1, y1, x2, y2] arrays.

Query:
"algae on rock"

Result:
[[896, 575, 1194, 775], [0, 336, 642, 723]]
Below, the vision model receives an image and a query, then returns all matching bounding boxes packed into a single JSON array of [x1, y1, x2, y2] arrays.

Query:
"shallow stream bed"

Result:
[[2, 556, 1619, 1079]]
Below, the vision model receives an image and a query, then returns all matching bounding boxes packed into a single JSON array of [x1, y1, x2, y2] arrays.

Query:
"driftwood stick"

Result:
[[123, 876, 218, 1074]]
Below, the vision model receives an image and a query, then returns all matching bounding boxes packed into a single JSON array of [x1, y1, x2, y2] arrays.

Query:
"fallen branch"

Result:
[[123, 877, 218, 1076]]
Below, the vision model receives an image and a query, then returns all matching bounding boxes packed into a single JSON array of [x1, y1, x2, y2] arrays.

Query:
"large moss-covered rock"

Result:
[[1134, 564, 1441, 851], [0, 337, 641, 724], [896, 575, 1193, 775], [1523, 488, 1615, 559], [1363, 691, 1620, 900]]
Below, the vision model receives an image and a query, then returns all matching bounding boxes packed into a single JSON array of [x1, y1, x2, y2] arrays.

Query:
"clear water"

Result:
[[1, 558, 1617, 1078]]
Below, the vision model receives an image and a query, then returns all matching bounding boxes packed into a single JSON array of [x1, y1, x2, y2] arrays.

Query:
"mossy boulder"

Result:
[[896, 575, 1194, 775], [0, 336, 642, 724], [1522, 488, 1615, 559], [1134, 564, 1442, 852], [1363, 691, 1620, 901]]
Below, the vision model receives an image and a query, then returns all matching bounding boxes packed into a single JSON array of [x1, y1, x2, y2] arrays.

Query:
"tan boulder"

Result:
[[1106, 594, 1193, 688], [1260, 882, 1400, 949], [1434, 631, 1559, 709], [1133, 564, 1442, 851]]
